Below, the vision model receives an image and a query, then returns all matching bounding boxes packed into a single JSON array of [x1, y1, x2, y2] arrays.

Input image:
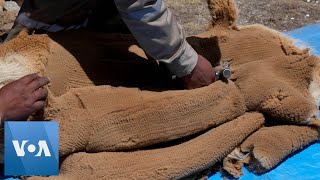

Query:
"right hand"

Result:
[[180, 55, 216, 89], [0, 74, 50, 121]]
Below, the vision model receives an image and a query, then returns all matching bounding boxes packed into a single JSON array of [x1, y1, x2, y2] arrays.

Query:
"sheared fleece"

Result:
[[0, 0, 318, 179], [45, 81, 245, 156], [223, 125, 320, 177], [29, 113, 264, 180]]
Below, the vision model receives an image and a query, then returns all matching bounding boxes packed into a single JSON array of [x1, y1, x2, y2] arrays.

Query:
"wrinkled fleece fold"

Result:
[[0, 0, 318, 179]]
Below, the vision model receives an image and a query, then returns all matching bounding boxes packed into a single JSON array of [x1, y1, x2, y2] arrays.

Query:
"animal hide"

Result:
[[0, 0, 318, 179]]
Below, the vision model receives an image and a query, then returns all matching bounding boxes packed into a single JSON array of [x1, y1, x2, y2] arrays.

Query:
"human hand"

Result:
[[0, 74, 50, 121], [180, 55, 216, 89]]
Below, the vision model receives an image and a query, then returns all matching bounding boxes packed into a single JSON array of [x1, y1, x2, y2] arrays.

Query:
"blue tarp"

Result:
[[285, 24, 320, 56], [209, 24, 320, 180]]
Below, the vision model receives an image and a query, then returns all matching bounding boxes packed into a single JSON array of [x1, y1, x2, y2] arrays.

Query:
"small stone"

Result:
[[0, 22, 14, 32], [4, 1, 20, 12]]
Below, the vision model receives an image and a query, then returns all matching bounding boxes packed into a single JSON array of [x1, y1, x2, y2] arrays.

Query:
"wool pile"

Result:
[[0, 0, 319, 179]]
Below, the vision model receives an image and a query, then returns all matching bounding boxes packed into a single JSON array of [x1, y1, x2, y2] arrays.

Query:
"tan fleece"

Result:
[[0, 0, 318, 178], [193, 25, 320, 125], [28, 113, 264, 180], [232, 54, 319, 124], [0, 0, 4, 8], [0, 31, 49, 88], [2, 25, 319, 180], [207, 0, 239, 28], [45, 81, 245, 156], [223, 125, 320, 177], [3, 21, 318, 127]]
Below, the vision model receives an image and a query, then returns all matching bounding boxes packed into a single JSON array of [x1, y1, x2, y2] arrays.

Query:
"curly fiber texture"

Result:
[[242, 126, 320, 173], [195, 24, 320, 176], [29, 113, 264, 180], [207, 0, 239, 27], [195, 24, 319, 125], [1, 25, 317, 180], [0, 0, 319, 179], [46, 81, 246, 157], [0, 32, 49, 88], [223, 125, 320, 177], [0, 23, 317, 180]]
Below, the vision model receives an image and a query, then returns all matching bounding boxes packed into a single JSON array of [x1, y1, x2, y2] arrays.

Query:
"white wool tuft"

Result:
[[0, 54, 31, 88], [309, 65, 320, 110]]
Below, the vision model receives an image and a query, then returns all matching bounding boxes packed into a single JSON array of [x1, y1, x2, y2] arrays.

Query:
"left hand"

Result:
[[0, 74, 50, 121]]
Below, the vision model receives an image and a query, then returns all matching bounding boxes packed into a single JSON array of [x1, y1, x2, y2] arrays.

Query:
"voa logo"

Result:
[[12, 140, 51, 157], [5, 122, 59, 176]]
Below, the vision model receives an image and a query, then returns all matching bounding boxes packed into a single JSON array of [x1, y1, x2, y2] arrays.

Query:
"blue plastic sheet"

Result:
[[209, 144, 320, 180], [285, 24, 320, 56], [209, 24, 320, 180]]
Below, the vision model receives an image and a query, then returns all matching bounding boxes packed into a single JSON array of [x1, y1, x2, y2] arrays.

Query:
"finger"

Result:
[[28, 76, 50, 92], [32, 88, 48, 102], [19, 73, 40, 85], [32, 101, 46, 111]]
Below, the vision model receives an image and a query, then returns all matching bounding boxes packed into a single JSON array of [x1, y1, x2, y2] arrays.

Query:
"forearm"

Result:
[[114, 0, 197, 77]]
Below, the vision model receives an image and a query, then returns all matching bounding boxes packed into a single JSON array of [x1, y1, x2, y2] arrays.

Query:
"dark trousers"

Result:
[[19, 0, 129, 33]]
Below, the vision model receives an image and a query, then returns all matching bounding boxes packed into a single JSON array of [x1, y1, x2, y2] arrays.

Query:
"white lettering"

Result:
[[35, 140, 51, 157], [12, 140, 28, 157], [12, 140, 51, 157]]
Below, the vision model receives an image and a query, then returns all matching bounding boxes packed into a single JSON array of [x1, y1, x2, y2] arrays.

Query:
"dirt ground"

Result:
[[166, 0, 320, 35], [0, 0, 319, 35]]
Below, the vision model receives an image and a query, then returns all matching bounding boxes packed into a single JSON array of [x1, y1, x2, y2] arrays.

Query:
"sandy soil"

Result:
[[166, 0, 320, 35]]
